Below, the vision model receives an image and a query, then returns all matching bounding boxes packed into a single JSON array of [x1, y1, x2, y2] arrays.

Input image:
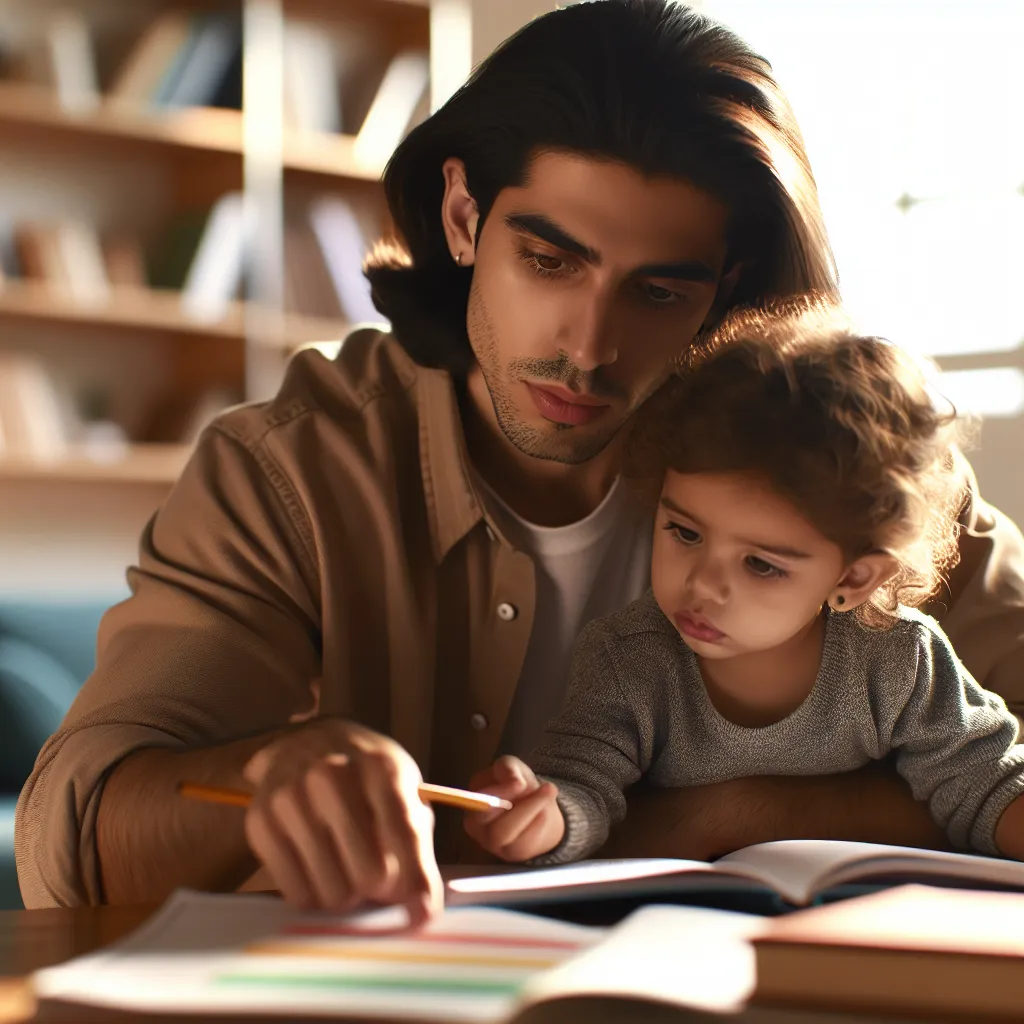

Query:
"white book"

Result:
[[353, 50, 430, 171], [0, 355, 69, 460], [283, 21, 340, 135], [307, 196, 380, 325], [181, 193, 249, 322], [45, 9, 100, 113], [55, 221, 110, 306]]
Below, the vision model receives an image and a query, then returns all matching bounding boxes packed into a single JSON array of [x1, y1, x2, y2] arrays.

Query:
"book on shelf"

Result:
[[283, 20, 342, 136], [0, 354, 69, 461], [446, 838, 1024, 911], [752, 883, 1024, 1020], [13, 221, 111, 305], [105, 9, 242, 113], [307, 195, 380, 324], [354, 49, 430, 170], [180, 191, 249, 322]]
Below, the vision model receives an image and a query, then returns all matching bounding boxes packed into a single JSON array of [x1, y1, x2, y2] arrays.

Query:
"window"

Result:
[[704, 0, 1024, 521]]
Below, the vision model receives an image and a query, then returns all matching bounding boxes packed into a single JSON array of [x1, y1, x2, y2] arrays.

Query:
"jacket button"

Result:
[[496, 602, 517, 622], [469, 712, 489, 731]]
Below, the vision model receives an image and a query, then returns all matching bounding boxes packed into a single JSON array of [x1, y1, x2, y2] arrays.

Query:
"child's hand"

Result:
[[463, 755, 565, 862]]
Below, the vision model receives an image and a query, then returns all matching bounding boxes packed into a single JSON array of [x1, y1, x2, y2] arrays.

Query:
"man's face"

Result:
[[466, 152, 731, 465]]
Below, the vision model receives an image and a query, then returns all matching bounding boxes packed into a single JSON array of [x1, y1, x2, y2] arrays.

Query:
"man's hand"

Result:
[[242, 719, 443, 924], [463, 756, 565, 862]]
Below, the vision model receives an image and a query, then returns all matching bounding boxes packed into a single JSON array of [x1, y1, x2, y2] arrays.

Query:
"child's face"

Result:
[[651, 470, 847, 659]]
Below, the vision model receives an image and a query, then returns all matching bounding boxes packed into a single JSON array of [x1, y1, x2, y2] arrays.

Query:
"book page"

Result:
[[513, 905, 765, 1018], [720, 839, 1024, 905], [447, 857, 770, 908], [32, 890, 604, 1022]]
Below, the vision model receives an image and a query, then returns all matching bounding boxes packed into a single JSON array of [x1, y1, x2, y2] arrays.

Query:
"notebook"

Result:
[[446, 838, 1024, 909], [30, 890, 772, 1022]]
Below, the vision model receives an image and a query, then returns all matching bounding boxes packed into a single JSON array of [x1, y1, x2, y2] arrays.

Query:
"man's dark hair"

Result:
[[365, 0, 838, 376]]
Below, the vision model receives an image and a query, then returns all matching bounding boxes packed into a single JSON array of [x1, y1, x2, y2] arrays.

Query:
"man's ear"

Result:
[[829, 552, 899, 612], [441, 157, 479, 266]]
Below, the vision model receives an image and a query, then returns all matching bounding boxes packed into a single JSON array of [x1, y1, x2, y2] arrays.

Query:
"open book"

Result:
[[446, 839, 1024, 909], [32, 890, 803, 1023]]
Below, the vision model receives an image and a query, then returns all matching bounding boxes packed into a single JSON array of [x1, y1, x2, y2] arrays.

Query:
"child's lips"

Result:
[[673, 611, 726, 642]]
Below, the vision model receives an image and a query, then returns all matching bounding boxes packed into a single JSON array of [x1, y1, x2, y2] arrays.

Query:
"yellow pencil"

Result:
[[177, 780, 512, 813]]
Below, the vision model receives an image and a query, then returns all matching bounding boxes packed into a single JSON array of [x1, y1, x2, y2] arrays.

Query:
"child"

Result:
[[464, 295, 1024, 865]]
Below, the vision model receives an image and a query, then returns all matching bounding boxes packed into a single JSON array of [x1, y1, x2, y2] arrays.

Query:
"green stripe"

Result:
[[215, 973, 523, 997]]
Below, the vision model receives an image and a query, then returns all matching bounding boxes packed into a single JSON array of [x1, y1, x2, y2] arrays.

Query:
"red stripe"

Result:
[[280, 925, 584, 950]]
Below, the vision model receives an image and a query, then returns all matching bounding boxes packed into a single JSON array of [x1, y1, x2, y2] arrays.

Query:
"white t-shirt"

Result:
[[478, 477, 653, 758]]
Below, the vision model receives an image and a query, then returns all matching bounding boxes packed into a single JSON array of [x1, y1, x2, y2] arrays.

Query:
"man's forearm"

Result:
[[602, 764, 949, 860], [96, 730, 286, 905]]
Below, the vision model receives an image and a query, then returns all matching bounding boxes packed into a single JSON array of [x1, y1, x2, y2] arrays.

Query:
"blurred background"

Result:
[[0, 0, 1020, 906]]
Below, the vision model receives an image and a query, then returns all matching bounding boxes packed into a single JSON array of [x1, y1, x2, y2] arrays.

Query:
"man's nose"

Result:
[[564, 290, 618, 371]]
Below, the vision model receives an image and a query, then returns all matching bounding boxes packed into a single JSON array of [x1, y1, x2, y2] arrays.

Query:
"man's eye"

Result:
[[643, 283, 680, 305], [534, 254, 565, 272], [747, 556, 785, 579]]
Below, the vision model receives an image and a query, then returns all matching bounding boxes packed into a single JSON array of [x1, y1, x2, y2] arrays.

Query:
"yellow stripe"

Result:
[[244, 942, 561, 971]]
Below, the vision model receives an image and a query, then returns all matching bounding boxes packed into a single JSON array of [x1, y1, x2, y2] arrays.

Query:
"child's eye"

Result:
[[746, 556, 786, 579], [663, 521, 700, 545]]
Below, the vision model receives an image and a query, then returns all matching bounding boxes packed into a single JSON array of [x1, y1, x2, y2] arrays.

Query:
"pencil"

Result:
[[177, 780, 512, 813]]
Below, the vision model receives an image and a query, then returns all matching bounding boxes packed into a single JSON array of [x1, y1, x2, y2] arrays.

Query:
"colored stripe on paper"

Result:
[[281, 925, 586, 951], [216, 973, 524, 997], [244, 941, 561, 970]]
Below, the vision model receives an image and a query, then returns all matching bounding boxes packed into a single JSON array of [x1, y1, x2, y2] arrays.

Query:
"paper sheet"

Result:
[[31, 890, 604, 1022]]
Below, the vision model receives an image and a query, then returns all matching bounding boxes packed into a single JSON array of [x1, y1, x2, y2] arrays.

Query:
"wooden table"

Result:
[[0, 904, 154, 1022]]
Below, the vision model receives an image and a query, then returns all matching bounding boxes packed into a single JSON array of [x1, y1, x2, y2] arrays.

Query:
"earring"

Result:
[[455, 252, 463, 266], [832, 594, 846, 610]]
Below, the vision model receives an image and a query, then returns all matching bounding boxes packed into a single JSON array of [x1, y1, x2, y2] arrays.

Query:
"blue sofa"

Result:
[[0, 594, 123, 908]]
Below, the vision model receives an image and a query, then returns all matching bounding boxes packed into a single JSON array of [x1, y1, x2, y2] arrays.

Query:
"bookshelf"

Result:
[[0, 0, 544, 527], [0, 278, 349, 348]]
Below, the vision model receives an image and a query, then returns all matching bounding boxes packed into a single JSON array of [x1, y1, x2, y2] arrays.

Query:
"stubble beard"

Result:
[[466, 282, 629, 466]]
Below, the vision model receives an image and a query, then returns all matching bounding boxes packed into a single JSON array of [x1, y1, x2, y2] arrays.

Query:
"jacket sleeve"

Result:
[[889, 619, 1024, 854], [526, 620, 655, 864], [15, 425, 322, 908], [928, 451, 1024, 720]]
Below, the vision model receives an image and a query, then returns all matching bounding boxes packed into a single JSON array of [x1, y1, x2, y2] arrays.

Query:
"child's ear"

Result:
[[829, 553, 899, 612]]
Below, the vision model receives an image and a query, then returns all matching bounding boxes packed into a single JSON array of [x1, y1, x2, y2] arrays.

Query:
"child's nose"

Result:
[[689, 558, 729, 603]]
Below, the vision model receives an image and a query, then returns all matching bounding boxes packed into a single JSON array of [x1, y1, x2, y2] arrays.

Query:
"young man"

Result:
[[16, 0, 1024, 921]]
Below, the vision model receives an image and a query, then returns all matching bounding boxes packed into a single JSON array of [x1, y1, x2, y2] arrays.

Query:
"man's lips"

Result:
[[526, 383, 610, 426], [673, 611, 726, 643]]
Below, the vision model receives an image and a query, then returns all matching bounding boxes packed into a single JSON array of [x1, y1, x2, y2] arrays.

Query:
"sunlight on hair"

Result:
[[938, 368, 1024, 419], [296, 340, 343, 360]]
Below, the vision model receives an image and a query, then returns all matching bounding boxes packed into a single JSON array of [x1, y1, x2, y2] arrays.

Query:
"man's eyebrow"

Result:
[[661, 496, 812, 560], [503, 213, 600, 264], [633, 260, 717, 283]]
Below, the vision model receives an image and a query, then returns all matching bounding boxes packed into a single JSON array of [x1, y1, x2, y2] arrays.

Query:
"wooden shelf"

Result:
[[0, 82, 243, 157], [0, 83, 385, 183], [0, 444, 191, 484], [0, 279, 350, 349]]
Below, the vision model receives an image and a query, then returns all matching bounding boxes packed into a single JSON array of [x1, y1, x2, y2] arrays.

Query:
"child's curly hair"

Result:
[[626, 294, 969, 628]]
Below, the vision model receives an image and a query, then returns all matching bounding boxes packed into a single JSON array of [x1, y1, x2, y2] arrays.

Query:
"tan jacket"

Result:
[[16, 329, 1024, 907]]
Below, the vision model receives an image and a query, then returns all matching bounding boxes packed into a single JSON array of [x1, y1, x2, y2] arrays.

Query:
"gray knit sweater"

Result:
[[528, 590, 1024, 863]]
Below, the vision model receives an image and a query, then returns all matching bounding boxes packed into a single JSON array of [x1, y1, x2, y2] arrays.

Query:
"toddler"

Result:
[[465, 296, 1024, 865]]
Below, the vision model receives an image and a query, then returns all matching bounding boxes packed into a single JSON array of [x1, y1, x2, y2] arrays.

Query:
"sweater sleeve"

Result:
[[525, 619, 655, 864], [889, 618, 1024, 853]]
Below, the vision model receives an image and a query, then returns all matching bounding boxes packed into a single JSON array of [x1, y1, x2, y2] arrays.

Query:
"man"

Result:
[[16, 0, 1024, 921]]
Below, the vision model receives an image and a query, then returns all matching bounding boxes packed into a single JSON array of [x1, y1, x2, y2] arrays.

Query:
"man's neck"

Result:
[[461, 366, 621, 527]]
